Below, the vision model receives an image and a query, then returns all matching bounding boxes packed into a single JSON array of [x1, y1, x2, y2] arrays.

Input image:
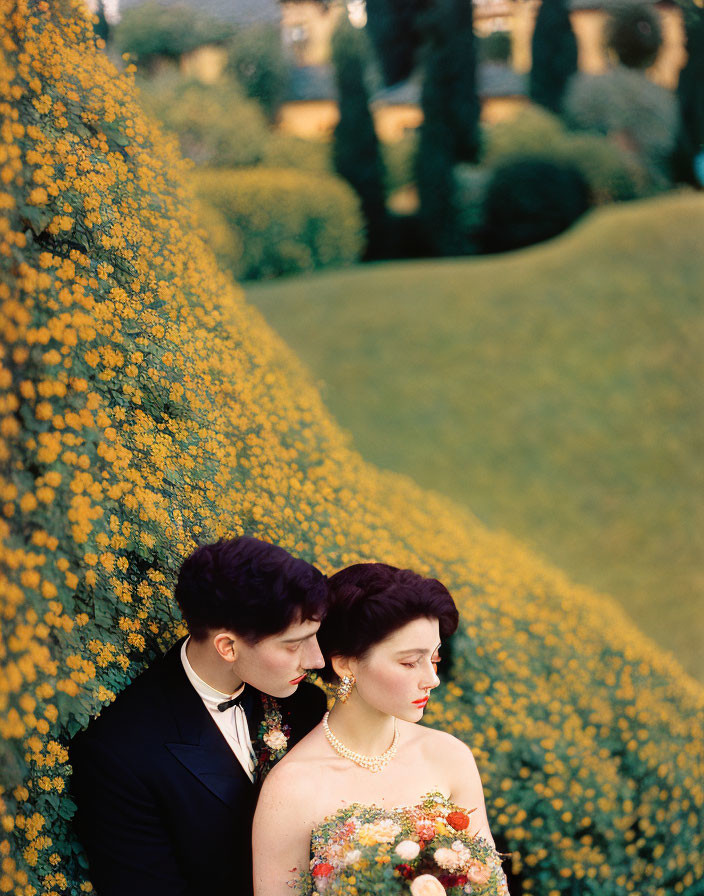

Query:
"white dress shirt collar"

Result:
[[180, 636, 245, 710]]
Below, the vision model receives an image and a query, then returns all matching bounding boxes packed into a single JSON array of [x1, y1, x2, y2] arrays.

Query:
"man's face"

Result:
[[232, 617, 325, 698]]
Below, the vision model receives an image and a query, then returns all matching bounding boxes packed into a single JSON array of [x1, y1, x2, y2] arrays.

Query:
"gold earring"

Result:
[[336, 675, 355, 703]]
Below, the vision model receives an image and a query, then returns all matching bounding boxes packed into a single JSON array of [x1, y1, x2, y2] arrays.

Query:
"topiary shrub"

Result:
[[192, 167, 364, 279], [137, 73, 270, 168], [262, 134, 333, 175], [483, 106, 646, 203], [1, 4, 703, 895], [554, 132, 644, 202], [482, 156, 592, 252], [482, 106, 567, 166]]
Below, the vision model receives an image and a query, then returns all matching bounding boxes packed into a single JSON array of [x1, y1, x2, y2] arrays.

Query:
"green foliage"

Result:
[[482, 155, 591, 252], [556, 132, 643, 202], [137, 73, 269, 167], [673, 3, 704, 184], [115, 0, 228, 66], [331, 20, 388, 259], [454, 163, 490, 249], [365, 0, 430, 85], [262, 134, 332, 174], [446, 0, 480, 163], [605, 0, 663, 69], [483, 106, 645, 203], [529, 0, 579, 114], [482, 105, 564, 161], [192, 167, 364, 280], [415, 97, 460, 255], [93, 0, 110, 44], [226, 24, 290, 120], [478, 30, 513, 64], [382, 133, 419, 193], [564, 66, 678, 185], [415, 0, 479, 254], [422, 0, 480, 164]]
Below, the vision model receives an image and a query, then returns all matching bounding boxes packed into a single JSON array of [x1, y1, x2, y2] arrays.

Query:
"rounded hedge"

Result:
[[482, 156, 592, 252], [192, 166, 364, 280], [1, 4, 703, 895], [483, 106, 645, 204]]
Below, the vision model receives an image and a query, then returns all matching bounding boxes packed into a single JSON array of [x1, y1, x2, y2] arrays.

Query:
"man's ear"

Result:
[[212, 631, 239, 663]]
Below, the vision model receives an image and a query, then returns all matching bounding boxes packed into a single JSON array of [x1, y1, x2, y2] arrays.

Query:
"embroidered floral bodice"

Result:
[[302, 793, 510, 895]]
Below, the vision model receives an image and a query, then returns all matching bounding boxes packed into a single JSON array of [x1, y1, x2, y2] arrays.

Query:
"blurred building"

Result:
[[115, 0, 282, 25], [512, 0, 686, 88]]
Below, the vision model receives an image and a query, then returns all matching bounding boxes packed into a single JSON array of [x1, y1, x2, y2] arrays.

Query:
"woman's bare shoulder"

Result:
[[405, 722, 475, 755], [260, 724, 327, 796]]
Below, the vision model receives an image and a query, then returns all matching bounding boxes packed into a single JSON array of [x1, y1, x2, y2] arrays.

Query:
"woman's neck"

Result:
[[326, 695, 397, 756]]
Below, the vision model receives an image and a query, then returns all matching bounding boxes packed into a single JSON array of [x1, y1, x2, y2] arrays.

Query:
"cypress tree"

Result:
[[673, 3, 704, 186], [331, 20, 388, 259], [365, 0, 429, 85], [415, 0, 479, 255], [415, 0, 460, 255], [530, 0, 579, 115], [447, 0, 480, 163]]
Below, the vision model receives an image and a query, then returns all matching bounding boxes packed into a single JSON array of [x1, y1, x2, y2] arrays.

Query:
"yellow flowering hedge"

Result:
[[0, 3, 702, 895]]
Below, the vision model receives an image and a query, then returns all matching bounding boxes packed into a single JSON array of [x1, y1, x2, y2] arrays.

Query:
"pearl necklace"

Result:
[[323, 711, 399, 773]]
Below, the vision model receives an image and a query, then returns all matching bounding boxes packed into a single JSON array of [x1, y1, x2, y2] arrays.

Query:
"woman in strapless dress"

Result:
[[252, 563, 509, 896]]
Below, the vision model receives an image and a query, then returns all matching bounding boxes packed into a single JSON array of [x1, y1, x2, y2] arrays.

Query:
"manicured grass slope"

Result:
[[248, 193, 704, 680]]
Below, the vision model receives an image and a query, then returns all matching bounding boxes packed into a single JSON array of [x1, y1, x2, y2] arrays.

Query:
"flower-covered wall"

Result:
[[0, 2, 702, 894]]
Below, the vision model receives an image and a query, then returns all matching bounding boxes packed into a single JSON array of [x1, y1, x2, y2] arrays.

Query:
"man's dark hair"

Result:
[[317, 563, 459, 681], [175, 536, 328, 642]]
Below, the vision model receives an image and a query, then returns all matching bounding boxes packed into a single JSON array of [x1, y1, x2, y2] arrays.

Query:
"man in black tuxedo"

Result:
[[69, 536, 329, 896]]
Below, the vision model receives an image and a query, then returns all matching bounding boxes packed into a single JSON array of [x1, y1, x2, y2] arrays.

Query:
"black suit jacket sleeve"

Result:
[[70, 734, 195, 896]]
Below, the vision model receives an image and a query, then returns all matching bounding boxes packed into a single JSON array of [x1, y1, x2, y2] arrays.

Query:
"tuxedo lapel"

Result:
[[158, 639, 254, 810], [243, 685, 264, 743]]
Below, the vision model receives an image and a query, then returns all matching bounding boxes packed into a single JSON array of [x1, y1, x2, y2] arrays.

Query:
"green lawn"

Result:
[[246, 192, 704, 681]]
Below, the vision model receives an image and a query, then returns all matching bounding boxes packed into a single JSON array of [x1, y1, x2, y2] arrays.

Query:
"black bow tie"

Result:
[[217, 690, 245, 712]]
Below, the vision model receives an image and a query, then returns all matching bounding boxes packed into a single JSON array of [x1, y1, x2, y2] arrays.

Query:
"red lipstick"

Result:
[[413, 697, 429, 708], [289, 674, 306, 685]]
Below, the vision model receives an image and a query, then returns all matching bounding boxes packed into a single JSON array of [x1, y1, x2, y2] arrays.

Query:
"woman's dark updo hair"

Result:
[[317, 563, 459, 682]]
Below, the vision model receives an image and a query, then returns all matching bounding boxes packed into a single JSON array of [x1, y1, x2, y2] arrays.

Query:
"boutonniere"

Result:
[[254, 695, 291, 782]]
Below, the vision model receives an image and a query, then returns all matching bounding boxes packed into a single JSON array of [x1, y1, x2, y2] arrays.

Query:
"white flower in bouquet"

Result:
[[410, 874, 447, 896], [395, 839, 421, 861], [433, 846, 465, 872], [263, 729, 288, 751]]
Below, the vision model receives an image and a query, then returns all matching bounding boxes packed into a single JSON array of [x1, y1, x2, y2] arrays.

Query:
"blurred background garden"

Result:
[[0, 0, 702, 894]]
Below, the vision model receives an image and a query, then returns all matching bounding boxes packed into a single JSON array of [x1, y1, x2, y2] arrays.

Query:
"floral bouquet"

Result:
[[302, 793, 509, 896]]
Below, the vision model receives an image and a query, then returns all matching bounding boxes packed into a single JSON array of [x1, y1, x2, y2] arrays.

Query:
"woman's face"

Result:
[[349, 617, 442, 722]]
